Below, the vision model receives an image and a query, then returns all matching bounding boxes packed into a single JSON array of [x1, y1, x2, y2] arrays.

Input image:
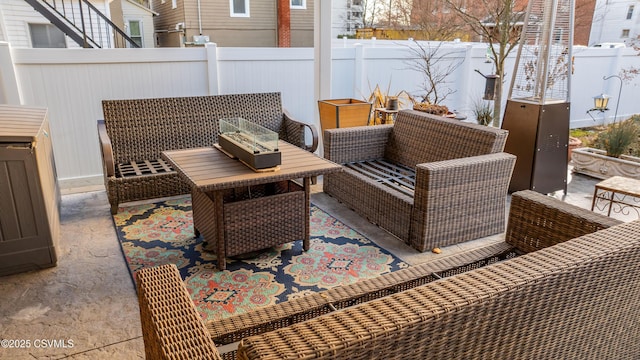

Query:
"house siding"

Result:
[[193, 0, 277, 46], [151, 0, 313, 47], [152, 0, 186, 47], [121, 1, 157, 48], [0, 4, 5, 42], [290, 0, 313, 47]]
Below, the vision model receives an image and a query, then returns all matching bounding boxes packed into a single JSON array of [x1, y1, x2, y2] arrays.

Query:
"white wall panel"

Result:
[[1, 41, 639, 190], [216, 47, 315, 126], [11, 47, 210, 187]]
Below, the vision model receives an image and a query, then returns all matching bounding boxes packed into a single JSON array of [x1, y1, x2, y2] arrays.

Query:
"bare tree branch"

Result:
[[441, 0, 525, 125], [404, 40, 465, 104]]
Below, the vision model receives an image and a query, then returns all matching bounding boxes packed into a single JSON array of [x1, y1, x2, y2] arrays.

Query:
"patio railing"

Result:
[[24, 0, 140, 48]]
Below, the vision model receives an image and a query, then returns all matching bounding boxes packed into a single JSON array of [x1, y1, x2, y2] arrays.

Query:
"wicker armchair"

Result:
[[323, 109, 516, 252], [136, 190, 640, 359], [97, 92, 318, 214]]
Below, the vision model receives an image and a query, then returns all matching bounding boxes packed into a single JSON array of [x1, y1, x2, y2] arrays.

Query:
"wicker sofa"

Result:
[[323, 109, 516, 252], [97, 92, 318, 214], [136, 190, 640, 360]]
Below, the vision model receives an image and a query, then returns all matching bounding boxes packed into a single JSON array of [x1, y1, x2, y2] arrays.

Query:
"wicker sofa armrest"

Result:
[[238, 220, 640, 359], [282, 109, 319, 153], [410, 152, 517, 252], [506, 190, 623, 253], [97, 120, 115, 178], [137, 264, 222, 360], [323, 125, 393, 164]]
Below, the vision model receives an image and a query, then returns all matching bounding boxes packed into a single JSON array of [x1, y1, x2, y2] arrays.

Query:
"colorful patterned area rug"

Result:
[[113, 196, 407, 322]]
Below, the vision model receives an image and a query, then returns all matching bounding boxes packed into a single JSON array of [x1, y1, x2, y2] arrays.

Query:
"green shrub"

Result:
[[594, 117, 640, 158]]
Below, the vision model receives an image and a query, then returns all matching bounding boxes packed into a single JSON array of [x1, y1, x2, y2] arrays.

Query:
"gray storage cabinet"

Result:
[[0, 105, 60, 276]]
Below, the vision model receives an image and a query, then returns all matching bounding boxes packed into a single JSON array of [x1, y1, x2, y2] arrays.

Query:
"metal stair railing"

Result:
[[24, 0, 141, 48]]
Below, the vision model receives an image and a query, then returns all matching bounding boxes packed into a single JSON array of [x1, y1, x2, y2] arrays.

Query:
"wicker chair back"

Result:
[[384, 110, 509, 168], [102, 92, 283, 165]]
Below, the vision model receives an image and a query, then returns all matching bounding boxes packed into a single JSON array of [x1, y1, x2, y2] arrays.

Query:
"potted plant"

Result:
[[572, 116, 640, 179], [568, 136, 582, 161], [367, 83, 413, 111], [472, 99, 493, 126], [594, 119, 639, 158], [366, 83, 414, 125]]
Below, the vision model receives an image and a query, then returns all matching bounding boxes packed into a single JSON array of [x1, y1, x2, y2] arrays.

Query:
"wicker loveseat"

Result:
[[136, 190, 640, 360], [97, 92, 318, 214], [323, 109, 516, 252]]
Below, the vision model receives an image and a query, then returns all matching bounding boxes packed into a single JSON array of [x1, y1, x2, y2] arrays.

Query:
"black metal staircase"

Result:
[[24, 0, 141, 48]]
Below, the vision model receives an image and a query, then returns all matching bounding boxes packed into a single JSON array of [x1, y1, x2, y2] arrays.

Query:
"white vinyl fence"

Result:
[[0, 40, 638, 189]]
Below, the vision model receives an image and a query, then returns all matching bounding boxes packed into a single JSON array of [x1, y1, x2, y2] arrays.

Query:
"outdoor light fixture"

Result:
[[586, 75, 622, 122], [586, 93, 609, 121], [593, 93, 610, 111]]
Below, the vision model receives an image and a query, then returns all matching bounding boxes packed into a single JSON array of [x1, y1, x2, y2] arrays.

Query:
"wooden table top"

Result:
[[162, 142, 341, 192]]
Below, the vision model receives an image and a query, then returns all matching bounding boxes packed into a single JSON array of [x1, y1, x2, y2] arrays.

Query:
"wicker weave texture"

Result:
[[103, 93, 283, 165], [136, 264, 222, 360], [99, 92, 317, 213], [207, 242, 515, 346], [322, 124, 393, 164], [238, 220, 640, 359], [323, 110, 516, 252], [507, 189, 623, 253], [192, 181, 307, 256], [136, 191, 640, 359], [385, 109, 508, 168], [324, 169, 413, 241], [410, 153, 516, 251]]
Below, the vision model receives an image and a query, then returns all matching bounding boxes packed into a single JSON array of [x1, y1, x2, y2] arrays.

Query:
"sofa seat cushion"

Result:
[[116, 158, 174, 178], [345, 159, 415, 197]]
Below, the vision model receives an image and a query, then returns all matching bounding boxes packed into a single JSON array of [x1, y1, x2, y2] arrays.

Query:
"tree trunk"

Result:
[[492, 60, 504, 127]]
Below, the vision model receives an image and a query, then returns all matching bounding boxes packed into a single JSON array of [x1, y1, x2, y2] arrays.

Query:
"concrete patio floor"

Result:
[[0, 170, 636, 359]]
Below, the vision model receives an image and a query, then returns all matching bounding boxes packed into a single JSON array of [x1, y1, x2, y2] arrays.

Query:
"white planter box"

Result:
[[572, 147, 640, 180]]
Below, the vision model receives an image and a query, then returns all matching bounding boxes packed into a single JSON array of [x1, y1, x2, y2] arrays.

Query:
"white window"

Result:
[[171, 0, 176, 9], [291, 0, 306, 9], [127, 20, 143, 47], [627, 5, 634, 20], [553, 28, 564, 44], [230, 0, 250, 17], [29, 23, 66, 48]]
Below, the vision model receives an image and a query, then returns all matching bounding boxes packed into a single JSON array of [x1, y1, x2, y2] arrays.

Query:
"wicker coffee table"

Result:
[[162, 142, 341, 270]]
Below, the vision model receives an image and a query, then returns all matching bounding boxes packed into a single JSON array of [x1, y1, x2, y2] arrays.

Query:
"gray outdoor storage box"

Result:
[[0, 105, 60, 276]]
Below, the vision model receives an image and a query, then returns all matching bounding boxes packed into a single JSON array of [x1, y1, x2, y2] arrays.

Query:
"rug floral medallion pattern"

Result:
[[114, 196, 407, 322]]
